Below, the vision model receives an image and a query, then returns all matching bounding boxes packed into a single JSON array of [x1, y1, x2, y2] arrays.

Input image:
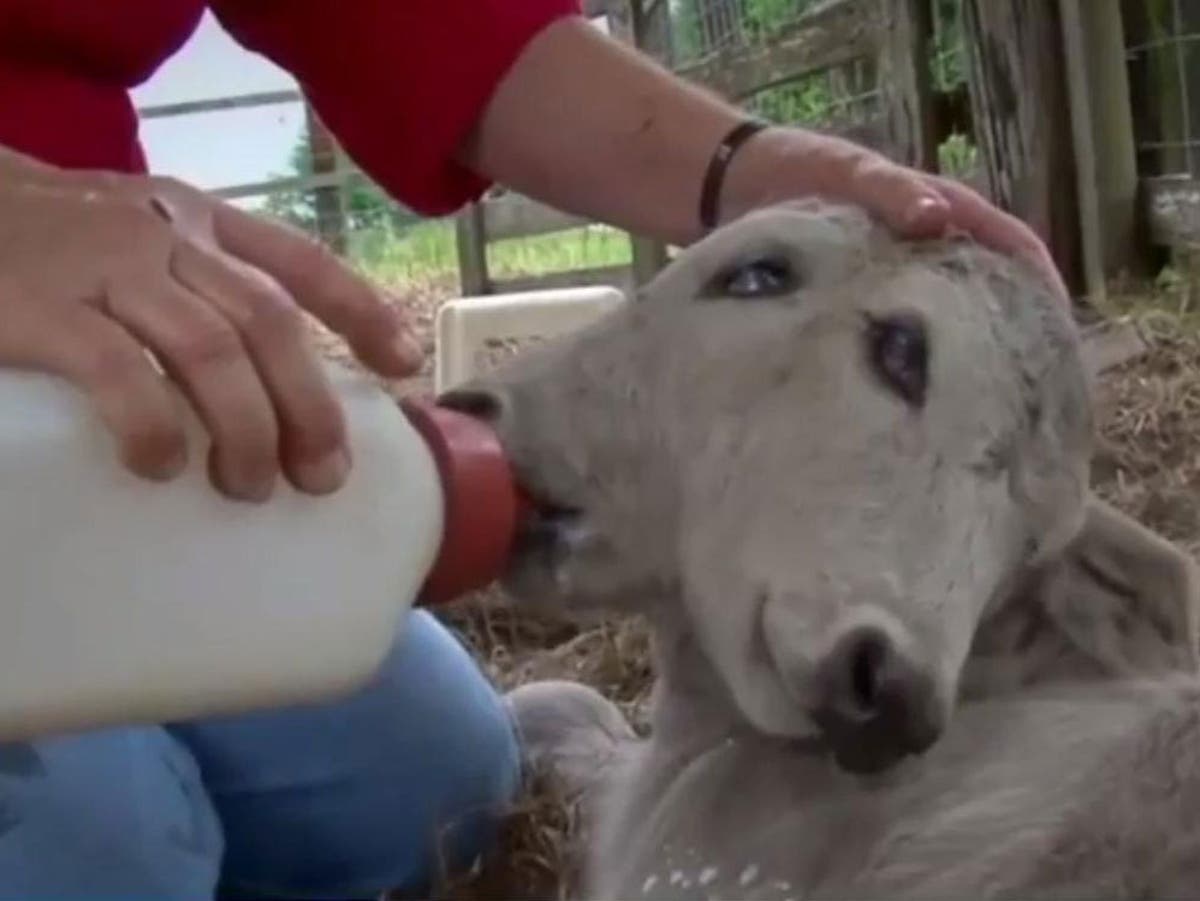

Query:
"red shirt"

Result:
[[0, 0, 579, 215]]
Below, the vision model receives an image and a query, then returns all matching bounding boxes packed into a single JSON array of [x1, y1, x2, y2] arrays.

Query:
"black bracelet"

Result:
[[698, 118, 770, 233]]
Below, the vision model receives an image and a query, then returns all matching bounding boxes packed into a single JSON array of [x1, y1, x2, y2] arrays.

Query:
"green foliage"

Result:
[[1146, 257, 1199, 318], [260, 126, 419, 234], [671, 0, 836, 128], [930, 0, 965, 92], [350, 219, 632, 285], [741, 0, 813, 42], [669, 0, 978, 177], [1156, 263, 1187, 296], [670, 0, 704, 61], [668, 0, 963, 133], [937, 130, 977, 178], [671, 0, 814, 62], [748, 75, 837, 127]]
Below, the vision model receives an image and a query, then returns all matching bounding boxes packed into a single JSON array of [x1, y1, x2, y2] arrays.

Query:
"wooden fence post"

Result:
[[604, 0, 634, 40], [1059, 0, 1108, 306], [1075, 0, 1141, 277], [304, 104, 347, 255], [961, 0, 1083, 298], [877, 0, 938, 172], [1123, 0, 1189, 177], [629, 0, 673, 286], [455, 202, 489, 296]]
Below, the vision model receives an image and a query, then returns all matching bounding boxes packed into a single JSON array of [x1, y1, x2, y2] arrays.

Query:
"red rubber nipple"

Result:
[[397, 395, 530, 606]]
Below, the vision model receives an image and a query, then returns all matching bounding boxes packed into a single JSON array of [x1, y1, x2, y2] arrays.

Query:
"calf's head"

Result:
[[443, 202, 1097, 772]]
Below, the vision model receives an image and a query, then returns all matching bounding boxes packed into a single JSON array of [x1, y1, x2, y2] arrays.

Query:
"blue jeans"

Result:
[[0, 611, 522, 899]]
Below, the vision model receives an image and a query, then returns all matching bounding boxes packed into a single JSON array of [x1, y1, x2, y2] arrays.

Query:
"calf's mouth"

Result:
[[510, 502, 590, 579], [432, 385, 593, 591]]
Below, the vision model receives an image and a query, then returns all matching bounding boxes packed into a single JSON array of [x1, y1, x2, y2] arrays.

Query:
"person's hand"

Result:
[[726, 128, 1071, 303], [0, 148, 423, 501]]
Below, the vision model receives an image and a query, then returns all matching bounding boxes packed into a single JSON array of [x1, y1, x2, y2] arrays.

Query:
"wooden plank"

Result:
[[604, 0, 634, 42], [633, 0, 674, 64], [492, 265, 634, 296], [211, 170, 348, 201], [138, 89, 302, 119], [962, 0, 1084, 297], [1145, 176, 1200, 246], [1181, 0, 1200, 176], [455, 205, 490, 296], [1076, 0, 1142, 276], [480, 193, 594, 242], [631, 236, 670, 287], [876, 0, 937, 170], [629, 0, 671, 282], [305, 105, 346, 254], [1059, 0, 1107, 307], [675, 0, 877, 100]]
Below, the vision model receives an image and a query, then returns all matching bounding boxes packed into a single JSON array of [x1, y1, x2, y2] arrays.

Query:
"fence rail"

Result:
[[210, 169, 348, 202], [138, 89, 303, 120]]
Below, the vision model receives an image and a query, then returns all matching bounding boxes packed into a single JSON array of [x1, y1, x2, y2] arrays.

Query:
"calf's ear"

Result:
[[962, 496, 1200, 698]]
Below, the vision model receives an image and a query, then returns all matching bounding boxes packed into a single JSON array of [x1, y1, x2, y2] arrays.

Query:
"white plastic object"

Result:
[[0, 363, 445, 743], [434, 285, 626, 392]]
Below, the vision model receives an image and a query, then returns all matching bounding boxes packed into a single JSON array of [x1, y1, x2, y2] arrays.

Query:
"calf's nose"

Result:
[[810, 624, 945, 775], [437, 385, 509, 423]]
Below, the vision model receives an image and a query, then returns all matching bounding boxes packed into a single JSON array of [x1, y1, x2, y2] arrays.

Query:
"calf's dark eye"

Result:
[[713, 255, 797, 299], [866, 314, 928, 407]]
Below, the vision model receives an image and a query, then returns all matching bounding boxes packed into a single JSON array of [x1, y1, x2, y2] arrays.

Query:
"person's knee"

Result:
[[402, 656, 524, 886], [381, 614, 524, 868], [0, 728, 222, 900], [176, 611, 521, 898], [316, 612, 524, 893]]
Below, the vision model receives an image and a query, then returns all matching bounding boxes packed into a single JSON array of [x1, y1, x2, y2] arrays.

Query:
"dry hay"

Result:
[[312, 271, 1200, 901], [1090, 299, 1200, 557]]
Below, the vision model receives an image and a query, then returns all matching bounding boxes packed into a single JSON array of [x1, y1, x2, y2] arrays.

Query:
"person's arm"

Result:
[[0, 143, 424, 500], [458, 16, 877, 246], [209, 0, 580, 217], [458, 17, 1065, 296], [212, 1, 1064, 299]]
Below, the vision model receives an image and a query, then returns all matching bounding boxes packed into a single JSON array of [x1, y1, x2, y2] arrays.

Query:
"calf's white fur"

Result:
[[441, 202, 1200, 899]]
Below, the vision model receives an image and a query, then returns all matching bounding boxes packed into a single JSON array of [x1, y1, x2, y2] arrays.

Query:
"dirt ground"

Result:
[[313, 272, 1200, 901]]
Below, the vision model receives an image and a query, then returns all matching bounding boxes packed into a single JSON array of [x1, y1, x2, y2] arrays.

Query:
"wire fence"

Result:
[[1124, 0, 1200, 178], [670, 0, 885, 133], [666, 0, 977, 180], [673, 0, 747, 57]]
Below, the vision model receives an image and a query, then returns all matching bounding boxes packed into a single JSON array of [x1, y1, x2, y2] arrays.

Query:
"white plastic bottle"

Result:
[[0, 363, 526, 743]]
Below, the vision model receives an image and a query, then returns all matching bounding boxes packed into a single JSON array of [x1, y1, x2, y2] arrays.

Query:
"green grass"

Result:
[[349, 218, 633, 286], [345, 123, 984, 289]]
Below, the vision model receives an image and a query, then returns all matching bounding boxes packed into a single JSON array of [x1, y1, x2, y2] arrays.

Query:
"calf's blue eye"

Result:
[[720, 256, 796, 299], [867, 314, 929, 408]]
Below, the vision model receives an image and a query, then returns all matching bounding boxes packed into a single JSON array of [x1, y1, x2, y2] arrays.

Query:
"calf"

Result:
[[441, 201, 1200, 899]]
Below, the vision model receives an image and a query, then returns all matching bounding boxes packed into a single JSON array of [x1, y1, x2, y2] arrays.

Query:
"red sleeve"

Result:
[[210, 0, 582, 217]]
